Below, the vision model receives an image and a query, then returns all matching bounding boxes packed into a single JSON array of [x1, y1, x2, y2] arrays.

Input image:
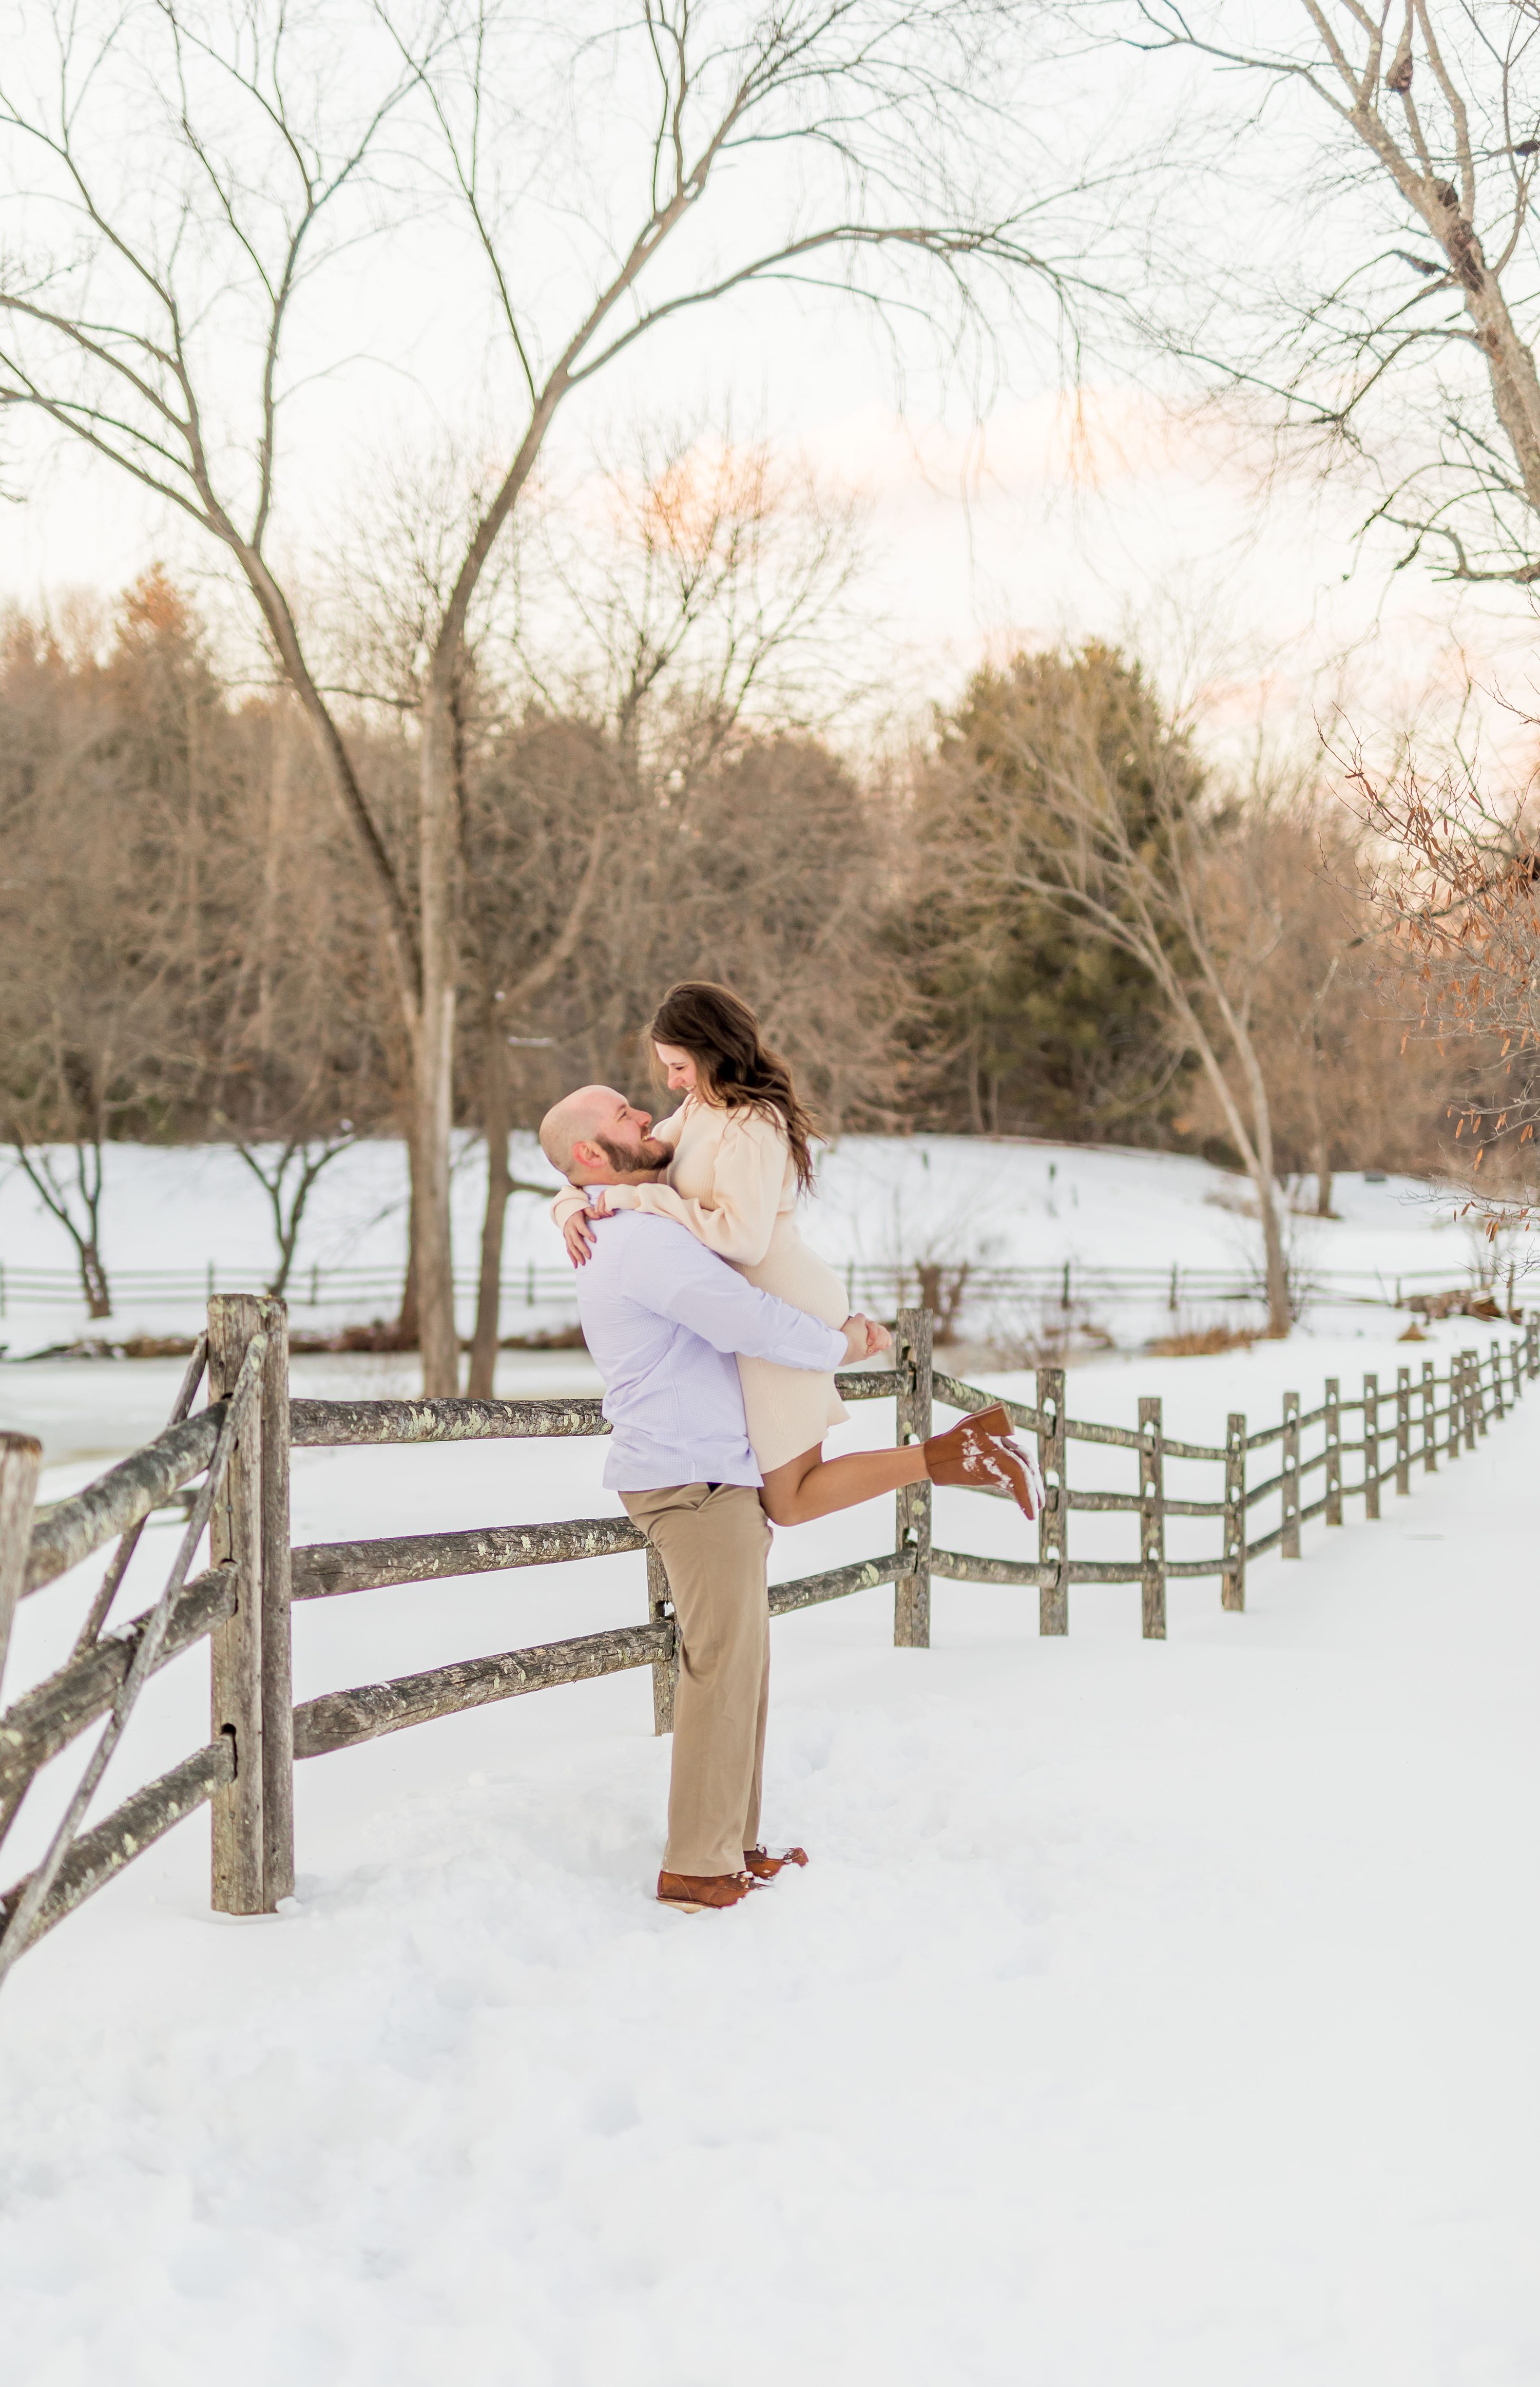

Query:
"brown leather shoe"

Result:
[[743, 1845, 808, 1879], [657, 1868, 762, 1912], [923, 1402, 1043, 1520]]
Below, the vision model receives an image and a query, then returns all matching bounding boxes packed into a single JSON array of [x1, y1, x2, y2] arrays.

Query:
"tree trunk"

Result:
[[81, 1241, 111, 1321], [1167, 989, 1292, 1340], [1255, 1169, 1290, 1338], [413, 693, 461, 1395], [467, 1003, 512, 1399], [1313, 1138, 1333, 1221], [395, 1134, 419, 1351]]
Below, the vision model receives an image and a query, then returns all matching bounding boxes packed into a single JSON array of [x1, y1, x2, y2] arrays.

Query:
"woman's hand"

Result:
[[561, 1193, 611, 1268], [841, 1313, 892, 1362]]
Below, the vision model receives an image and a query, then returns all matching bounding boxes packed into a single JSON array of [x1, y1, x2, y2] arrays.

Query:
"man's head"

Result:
[[539, 1085, 670, 1186]]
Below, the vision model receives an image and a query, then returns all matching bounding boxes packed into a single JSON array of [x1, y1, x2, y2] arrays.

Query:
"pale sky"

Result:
[[2, 1, 1533, 752]]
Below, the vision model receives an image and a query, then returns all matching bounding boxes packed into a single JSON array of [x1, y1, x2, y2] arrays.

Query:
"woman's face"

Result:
[[654, 1040, 698, 1094]]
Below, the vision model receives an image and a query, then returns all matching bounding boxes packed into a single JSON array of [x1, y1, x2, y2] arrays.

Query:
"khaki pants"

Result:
[[620, 1482, 772, 1878]]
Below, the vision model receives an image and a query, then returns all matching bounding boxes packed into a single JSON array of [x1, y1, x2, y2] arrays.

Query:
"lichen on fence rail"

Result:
[[292, 1516, 646, 1601], [0, 1741, 233, 1952], [288, 1367, 899, 1451], [768, 1550, 915, 1617], [294, 1619, 676, 1757], [23, 1410, 223, 1595], [0, 1565, 236, 1803]]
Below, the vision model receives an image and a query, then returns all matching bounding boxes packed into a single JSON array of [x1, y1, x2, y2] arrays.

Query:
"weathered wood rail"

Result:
[[0, 1302, 1533, 1987]]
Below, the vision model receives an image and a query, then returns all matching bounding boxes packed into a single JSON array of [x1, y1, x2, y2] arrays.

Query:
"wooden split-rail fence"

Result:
[[0, 1298, 1533, 1985]]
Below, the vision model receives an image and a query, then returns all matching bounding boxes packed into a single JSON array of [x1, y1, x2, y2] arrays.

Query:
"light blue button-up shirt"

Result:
[[572, 1211, 848, 1491]]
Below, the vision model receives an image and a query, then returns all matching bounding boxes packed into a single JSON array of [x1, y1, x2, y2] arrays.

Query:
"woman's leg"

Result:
[[759, 1440, 928, 1527]]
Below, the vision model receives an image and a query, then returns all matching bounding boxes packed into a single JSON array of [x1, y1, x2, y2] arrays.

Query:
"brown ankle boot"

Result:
[[743, 1845, 809, 1879], [923, 1403, 1043, 1520], [657, 1869, 762, 1912]]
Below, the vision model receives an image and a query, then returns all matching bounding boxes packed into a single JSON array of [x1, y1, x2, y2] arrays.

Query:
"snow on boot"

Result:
[[923, 1402, 1044, 1522]]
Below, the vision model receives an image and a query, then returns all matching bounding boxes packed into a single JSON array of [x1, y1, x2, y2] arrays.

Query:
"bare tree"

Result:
[[228, 1132, 360, 1298], [1347, 741, 1540, 1194], [0, 0, 1092, 1389], [455, 429, 883, 1390], [1128, 2, 1540, 586], [934, 644, 1312, 1332], [0, 574, 243, 1313]]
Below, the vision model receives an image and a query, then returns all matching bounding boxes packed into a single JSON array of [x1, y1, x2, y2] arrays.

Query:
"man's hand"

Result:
[[841, 1313, 892, 1364], [561, 1192, 612, 1268]]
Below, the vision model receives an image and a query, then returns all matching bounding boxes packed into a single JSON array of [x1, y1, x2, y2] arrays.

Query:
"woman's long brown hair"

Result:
[[647, 982, 819, 1192]]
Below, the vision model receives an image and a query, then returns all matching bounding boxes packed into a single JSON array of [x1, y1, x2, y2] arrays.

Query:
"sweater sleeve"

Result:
[[550, 1183, 590, 1237], [607, 1109, 786, 1264]]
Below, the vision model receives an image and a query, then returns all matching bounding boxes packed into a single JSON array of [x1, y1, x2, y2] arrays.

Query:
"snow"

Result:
[[0, 1131, 1494, 1369], [1, 1142, 1536, 2381]]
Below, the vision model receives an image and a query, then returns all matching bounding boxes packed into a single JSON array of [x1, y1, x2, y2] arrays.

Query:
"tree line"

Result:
[[1, 558, 1467, 1357]]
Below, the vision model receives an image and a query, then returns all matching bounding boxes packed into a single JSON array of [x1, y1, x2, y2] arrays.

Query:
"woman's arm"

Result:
[[607, 1109, 785, 1264], [553, 1181, 613, 1266]]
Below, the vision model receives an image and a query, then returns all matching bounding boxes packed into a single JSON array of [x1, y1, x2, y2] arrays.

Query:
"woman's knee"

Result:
[[758, 1447, 822, 1529], [759, 1482, 808, 1527]]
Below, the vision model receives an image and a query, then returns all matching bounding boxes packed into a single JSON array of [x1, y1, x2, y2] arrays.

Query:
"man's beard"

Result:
[[596, 1130, 669, 1176]]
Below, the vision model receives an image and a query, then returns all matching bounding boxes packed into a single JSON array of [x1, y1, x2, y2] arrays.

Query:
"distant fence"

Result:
[[0, 1300, 1533, 1990], [0, 1253, 1503, 1321]]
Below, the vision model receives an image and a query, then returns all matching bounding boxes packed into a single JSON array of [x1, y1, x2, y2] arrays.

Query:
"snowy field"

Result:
[[2, 1298, 1537, 2383], [0, 1132, 1500, 1371]]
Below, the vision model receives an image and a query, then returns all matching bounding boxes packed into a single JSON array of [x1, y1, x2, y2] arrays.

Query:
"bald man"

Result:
[[540, 1084, 883, 1913]]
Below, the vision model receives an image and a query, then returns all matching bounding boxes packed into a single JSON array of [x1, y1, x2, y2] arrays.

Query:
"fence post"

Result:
[[645, 1544, 676, 1736], [1510, 1337, 1523, 1407], [1464, 1349, 1479, 1450], [1139, 1395, 1165, 1640], [1487, 1338, 1503, 1424], [894, 1308, 933, 1649], [1222, 1413, 1246, 1612], [1036, 1365, 1067, 1635], [1528, 1316, 1539, 1380], [257, 1296, 293, 1907], [207, 1294, 266, 1916], [1395, 1366, 1411, 1496], [1281, 1390, 1301, 1557], [1422, 1359, 1437, 1472], [1362, 1372, 1379, 1521], [1324, 1379, 1342, 1525], [0, 1432, 44, 1707]]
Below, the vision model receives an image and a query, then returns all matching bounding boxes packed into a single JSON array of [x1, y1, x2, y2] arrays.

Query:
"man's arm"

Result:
[[627, 1222, 853, 1372]]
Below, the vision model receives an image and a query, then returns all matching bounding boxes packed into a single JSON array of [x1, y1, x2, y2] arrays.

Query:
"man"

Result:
[[538, 1082, 889, 1915]]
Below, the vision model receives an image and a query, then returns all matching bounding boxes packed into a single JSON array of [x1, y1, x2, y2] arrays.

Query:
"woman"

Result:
[[555, 982, 1040, 1526]]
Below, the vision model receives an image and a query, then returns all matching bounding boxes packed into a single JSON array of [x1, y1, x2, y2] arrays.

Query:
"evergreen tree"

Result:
[[899, 643, 1202, 1142]]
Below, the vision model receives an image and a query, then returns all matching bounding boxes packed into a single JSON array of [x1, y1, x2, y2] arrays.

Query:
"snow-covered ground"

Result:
[[2, 1308, 1536, 2383], [0, 1132, 1500, 1365]]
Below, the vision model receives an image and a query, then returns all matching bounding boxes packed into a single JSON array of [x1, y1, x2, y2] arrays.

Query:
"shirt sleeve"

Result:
[[617, 1110, 785, 1264], [627, 1226, 847, 1372]]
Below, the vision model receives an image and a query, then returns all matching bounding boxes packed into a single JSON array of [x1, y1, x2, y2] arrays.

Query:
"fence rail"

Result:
[[0, 1254, 1508, 1323], [0, 1301, 1533, 1992]]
